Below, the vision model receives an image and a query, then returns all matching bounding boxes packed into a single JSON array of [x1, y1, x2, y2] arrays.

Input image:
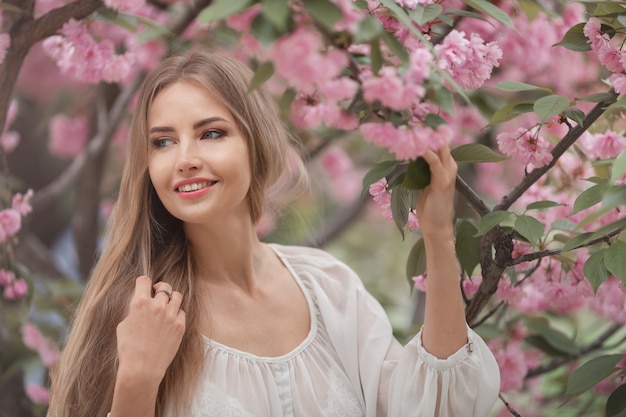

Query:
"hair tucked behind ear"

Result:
[[47, 50, 307, 417]]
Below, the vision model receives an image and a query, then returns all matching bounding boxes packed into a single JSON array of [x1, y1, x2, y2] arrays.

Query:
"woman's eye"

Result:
[[202, 130, 224, 140], [151, 138, 174, 148]]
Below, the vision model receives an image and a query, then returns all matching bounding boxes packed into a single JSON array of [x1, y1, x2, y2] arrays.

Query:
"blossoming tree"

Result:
[[0, 0, 625, 416]]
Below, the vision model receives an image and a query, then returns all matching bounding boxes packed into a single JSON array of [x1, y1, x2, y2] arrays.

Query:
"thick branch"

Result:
[[0, 0, 103, 134], [494, 96, 616, 212], [456, 174, 490, 217], [526, 323, 625, 378]]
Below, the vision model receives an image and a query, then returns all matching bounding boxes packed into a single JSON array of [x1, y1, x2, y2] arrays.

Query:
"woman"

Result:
[[48, 51, 500, 417]]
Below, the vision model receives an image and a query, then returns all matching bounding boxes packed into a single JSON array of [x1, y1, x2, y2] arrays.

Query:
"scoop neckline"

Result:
[[202, 243, 318, 363]]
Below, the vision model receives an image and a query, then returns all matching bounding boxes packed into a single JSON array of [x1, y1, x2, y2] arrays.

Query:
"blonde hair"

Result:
[[48, 51, 307, 417]]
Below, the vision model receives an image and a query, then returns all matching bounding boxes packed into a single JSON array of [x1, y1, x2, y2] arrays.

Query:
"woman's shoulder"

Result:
[[268, 243, 364, 291]]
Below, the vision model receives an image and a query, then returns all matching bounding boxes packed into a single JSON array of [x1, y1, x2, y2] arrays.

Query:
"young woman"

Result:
[[48, 51, 500, 417]]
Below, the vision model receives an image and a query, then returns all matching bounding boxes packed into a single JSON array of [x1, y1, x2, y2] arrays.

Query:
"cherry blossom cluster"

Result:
[[42, 18, 135, 84], [21, 323, 62, 405], [584, 18, 626, 96]]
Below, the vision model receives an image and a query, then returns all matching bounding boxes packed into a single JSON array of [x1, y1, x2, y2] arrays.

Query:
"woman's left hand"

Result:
[[415, 145, 458, 239]]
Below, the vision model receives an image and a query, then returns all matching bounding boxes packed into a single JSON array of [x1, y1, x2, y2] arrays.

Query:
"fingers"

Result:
[[422, 145, 457, 186], [153, 281, 173, 302]]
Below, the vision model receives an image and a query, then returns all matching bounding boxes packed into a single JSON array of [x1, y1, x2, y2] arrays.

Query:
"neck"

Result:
[[183, 216, 269, 292]]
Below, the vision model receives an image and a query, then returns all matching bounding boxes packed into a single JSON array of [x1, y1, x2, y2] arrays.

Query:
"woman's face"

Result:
[[147, 81, 252, 225]]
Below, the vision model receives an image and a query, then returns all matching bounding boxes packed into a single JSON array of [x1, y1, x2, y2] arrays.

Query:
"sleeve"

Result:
[[353, 274, 501, 417], [279, 245, 500, 417]]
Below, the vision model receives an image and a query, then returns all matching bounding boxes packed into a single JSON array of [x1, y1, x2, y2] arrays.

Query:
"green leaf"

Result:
[[433, 85, 455, 114], [610, 94, 626, 109], [611, 149, 626, 183], [551, 218, 579, 232], [525, 335, 569, 357], [0, 3, 27, 13], [261, 0, 290, 31], [533, 95, 570, 122], [475, 210, 514, 237], [526, 200, 564, 211], [562, 231, 595, 252], [605, 241, 626, 281], [279, 88, 296, 114], [251, 13, 279, 45], [554, 22, 592, 52], [455, 219, 481, 276], [423, 113, 447, 129], [390, 186, 419, 238], [248, 62, 274, 92], [488, 81, 552, 93], [583, 249, 610, 293], [95, 8, 138, 32], [489, 101, 535, 125], [461, 0, 515, 29], [354, 15, 383, 43], [410, 3, 443, 25], [572, 181, 609, 215], [403, 158, 431, 190], [514, 215, 545, 246], [565, 354, 625, 397], [526, 318, 579, 356], [563, 108, 585, 126], [362, 160, 397, 193], [451, 143, 507, 163], [302, 0, 343, 30], [381, 31, 409, 64], [369, 39, 383, 75], [607, 383, 626, 417], [602, 185, 626, 210], [406, 238, 426, 280], [198, 0, 253, 23]]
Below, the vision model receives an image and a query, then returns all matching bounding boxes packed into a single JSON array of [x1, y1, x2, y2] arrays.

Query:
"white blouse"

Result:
[[184, 244, 500, 417]]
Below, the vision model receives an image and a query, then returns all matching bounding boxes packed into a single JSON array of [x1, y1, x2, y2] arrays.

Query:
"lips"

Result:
[[174, 180, 217, 193]]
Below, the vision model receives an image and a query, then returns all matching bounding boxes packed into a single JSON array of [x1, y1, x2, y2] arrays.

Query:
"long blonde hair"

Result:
[[48, 51, 306, 417]]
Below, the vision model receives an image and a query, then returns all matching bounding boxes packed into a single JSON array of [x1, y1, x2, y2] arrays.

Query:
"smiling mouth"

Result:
[[176, 181, 215, 192]]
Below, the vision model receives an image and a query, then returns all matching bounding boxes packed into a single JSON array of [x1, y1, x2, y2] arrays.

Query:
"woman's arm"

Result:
[[416, 146, 467, 359], [110, 276, 185, 416]]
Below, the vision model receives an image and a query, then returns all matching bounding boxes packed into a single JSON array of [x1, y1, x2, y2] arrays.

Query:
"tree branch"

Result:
[[456, 174, 491, 217], [526, 322, 625, 379]]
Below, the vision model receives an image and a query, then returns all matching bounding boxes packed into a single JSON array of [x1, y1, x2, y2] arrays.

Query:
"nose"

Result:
[[175, 140, 203, 173]]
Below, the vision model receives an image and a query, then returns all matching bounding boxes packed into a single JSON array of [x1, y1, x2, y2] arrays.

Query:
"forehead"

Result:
[[148, 81, 233, 126]]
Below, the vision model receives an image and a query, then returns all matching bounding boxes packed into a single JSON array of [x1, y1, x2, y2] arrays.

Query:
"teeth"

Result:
[[177, 181, 211, 192]]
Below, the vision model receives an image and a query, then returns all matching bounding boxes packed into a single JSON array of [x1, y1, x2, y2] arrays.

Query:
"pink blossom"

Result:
[[3, 278, 28, 300], [435, 30, 502, 90], [26, 383, 50, 405], [360, 66, 424, 110], [412, 274, 427, 292], [226, 5, 262, 31], [34, 0, 67, 16], [496, 127, 552, 168], [395, 0, 435, 9], [104, 0, 145, 12], [610, 73, 626, 96], [321, 148, 353, 180], [270, 28, 347, 95], [0, 208, 21, 242], [369, 178, 393, 222], [0, 268, 15, 286], [360, 122, 452, 161], [496, 279, 525, 304], [48, 114, 89, 158], [579, 130, 626, 159], [22, 323, 61, 367], [0, 32, 9, 65], [12, 189, 34, 216], [584, 18, 625, 73], [462, 275, 482, 297], [491, 342, 528, 392]]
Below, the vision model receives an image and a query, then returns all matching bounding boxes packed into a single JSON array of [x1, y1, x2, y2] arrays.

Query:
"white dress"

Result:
[[187, 244, 500, 417]]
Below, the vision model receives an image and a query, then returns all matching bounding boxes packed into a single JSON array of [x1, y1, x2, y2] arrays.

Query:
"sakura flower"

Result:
[[609, 73, 626, 96], [12, 189, 34, 216], [26, 383, 50, 405], [360, 66, 424, 110], [462, 275, 482, 297], [0, 208, 21, 242], [22, 323, 61, 367], [3, 278, 28, 300], [0, 269, 15, 286], [48, 114, 89, 158], [589, 277, 626, 324], [491, 342, 528, 392], [496, 127, 552, 168], [0, 32, 9, 65], [435, 30, 502, 90], [412, 274, 427, 292], [579, 130, 626, 160], [369, 178, 393, 222], [1, 99, 20, 153]]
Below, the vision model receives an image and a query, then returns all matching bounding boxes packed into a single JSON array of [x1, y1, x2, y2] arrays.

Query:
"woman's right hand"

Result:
[[115, 276, 186, 385]]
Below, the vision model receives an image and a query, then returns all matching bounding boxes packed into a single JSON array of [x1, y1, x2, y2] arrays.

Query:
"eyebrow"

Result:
[[149, 117, 229, 134]]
